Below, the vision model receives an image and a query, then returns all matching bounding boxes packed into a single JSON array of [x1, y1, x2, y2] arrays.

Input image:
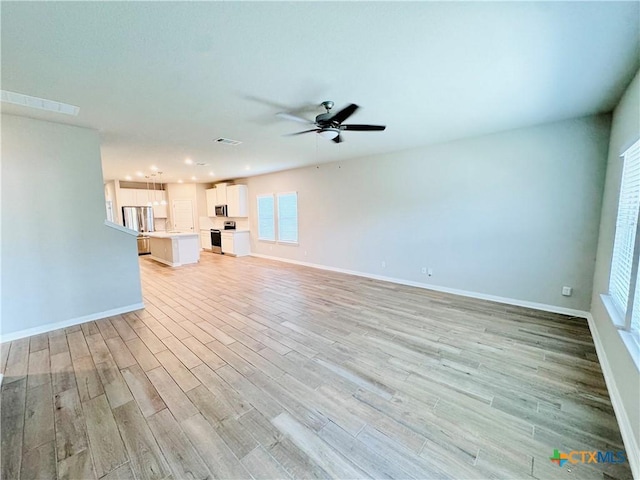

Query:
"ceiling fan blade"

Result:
[[276, 112, 315, 124], [329, 103, 359, 124], [283, 129, 319, 136], [332, 134, 343, 144], [342, 124, 386, 131], [244, 95, 290, 111]]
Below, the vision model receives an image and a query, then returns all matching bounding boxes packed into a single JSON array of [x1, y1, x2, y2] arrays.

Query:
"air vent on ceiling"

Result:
[[196, 162, 208, 166], [215, 137, 242, 146], [1, 90, 80, 116]]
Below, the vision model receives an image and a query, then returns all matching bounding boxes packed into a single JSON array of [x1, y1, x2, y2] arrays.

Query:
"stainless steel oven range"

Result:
[[210, 229, 222, 254]]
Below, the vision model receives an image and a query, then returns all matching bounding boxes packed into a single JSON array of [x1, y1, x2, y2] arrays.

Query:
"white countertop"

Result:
[[147, 231, 199, 239], [199, 229, 249, 234]]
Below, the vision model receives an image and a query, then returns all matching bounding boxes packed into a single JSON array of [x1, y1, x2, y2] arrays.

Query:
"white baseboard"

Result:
[[585, 313, 640, 480], [249, 253, 590, 318], [0, 302, 145, 343]]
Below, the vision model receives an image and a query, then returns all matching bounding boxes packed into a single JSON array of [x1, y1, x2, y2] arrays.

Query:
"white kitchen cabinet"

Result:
[[206, 188, 216, 217], [215, 183, 228, 205], [206, 183, 230, 217], [221, 231, 250, 257], [135, 189, 153, 206], [120, 188, 167, 213], [221, 233, 233, 254], [226, 184, 248, 218], [119, 188, 136, 207], [119, 188, 159, 207], [199, 230, 211, 250]]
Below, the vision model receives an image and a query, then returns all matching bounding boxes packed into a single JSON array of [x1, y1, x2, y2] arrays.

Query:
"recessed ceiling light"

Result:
[[150, 165, 158, 171], [245, 166, 251, 171], [1, 89, 80, 116], [125, 175, 132, 181], [209, 171, 215, 176], [191, 176, 197, 181], [185, 158, 193, 165], [136, 171, 144, 177], [178, 179, 184, 183]]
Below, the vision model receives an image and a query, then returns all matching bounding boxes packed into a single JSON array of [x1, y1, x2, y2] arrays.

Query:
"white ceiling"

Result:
[[2, 2, 638, 184]]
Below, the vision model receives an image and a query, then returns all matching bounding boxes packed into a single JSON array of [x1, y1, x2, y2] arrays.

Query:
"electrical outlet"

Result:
[[421, 267, 427, 274], [304, 250, 307, 256], [428, 268, 433, 276], [562, 286, 572, 296], [381, 261, 386, 268]]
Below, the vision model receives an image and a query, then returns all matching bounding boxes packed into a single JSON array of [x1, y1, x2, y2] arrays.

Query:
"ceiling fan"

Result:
[[277, 101, 386, 143]]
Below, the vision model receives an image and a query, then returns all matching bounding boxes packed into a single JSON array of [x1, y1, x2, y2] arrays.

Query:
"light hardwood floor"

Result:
[[0, 253, 633, 479]]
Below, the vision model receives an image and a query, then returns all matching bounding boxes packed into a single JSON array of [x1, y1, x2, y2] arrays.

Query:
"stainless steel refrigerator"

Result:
[[122, 206, 154, 255]]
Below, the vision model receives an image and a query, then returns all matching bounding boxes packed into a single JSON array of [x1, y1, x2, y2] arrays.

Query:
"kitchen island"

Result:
[[147, 232, 200, 267]]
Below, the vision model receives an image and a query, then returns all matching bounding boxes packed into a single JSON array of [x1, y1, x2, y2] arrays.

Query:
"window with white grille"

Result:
[[256, 192, 299, 245], [609, 138, 640, 341], [257, 194, 275, 241], [277, 192, 298, 244]]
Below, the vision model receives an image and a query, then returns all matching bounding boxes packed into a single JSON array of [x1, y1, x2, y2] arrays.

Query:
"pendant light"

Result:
[[145, 176, 152, 206], [151, 173, 159, 205]]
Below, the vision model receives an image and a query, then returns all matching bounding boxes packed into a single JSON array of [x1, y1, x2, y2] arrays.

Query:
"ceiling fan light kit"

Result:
[[279, 100, 386, 143], [318, 128, 340, 140]]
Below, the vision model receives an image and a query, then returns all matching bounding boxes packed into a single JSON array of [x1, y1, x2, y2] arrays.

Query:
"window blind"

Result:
[[610, 140, 640, 318], [257, 195, 275, 241], [277, 192, 298, 243], [632, 266, 640, 337]]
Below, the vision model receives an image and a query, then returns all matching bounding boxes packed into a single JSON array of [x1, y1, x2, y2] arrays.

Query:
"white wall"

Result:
[[1, 114, 143, 338], [590, 70, 640, 455], [195, 183, 216, 231], [247, 114, 610, 312]]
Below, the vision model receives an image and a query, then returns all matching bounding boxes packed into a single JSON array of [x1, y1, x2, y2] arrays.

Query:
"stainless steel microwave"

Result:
[[215, 204, 228, 217]]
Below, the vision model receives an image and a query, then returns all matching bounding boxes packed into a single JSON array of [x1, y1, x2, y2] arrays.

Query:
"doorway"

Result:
[[172, 199, 194, 232]]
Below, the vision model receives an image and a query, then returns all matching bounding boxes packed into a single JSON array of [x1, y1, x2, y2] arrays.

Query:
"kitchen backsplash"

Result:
[[199, 216, 249, 230], [154, 218, 167, 231], [199, 216, 216, 230]]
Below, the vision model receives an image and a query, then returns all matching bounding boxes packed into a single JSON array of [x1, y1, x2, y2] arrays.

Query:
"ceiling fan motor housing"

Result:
[[316, 100, 337, 125], [321, 100, 334, 111], [315, 112, 335, 125]]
